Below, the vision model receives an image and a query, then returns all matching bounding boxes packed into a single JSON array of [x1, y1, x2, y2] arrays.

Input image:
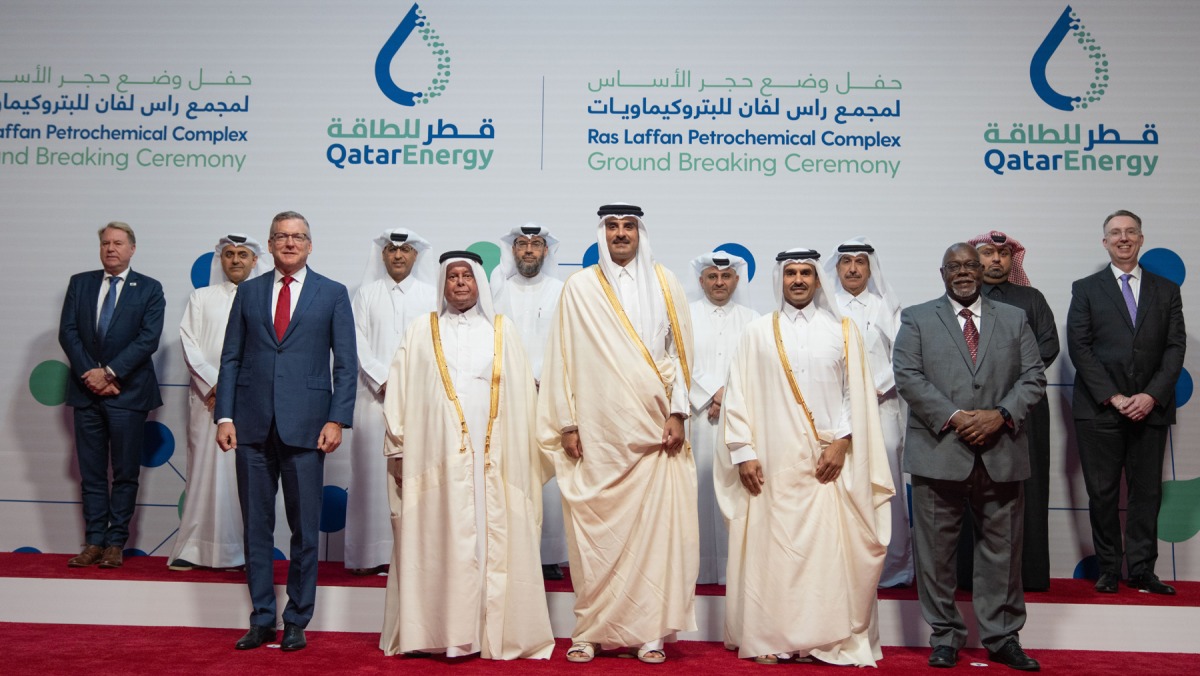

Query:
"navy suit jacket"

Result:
[[58, 269, 165, 411], [215, 267, 357, 448], [1067, 266, 1186, 425]]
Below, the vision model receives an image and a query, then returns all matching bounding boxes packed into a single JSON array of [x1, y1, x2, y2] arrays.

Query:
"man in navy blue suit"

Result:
[[216, 211, 357, 651], [59, 221, 165, 570]]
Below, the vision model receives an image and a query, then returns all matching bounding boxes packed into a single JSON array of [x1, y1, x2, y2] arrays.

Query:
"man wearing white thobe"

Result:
[[687, 251, 758, 585], [825, 236, 913, 588], [345, 228, 436, 573], [169, 234, 270, 570], [379, 251, 553, 660], [539, 203, 697, 665], [490, 224, 568, 579], [718, 249, 893, 666]]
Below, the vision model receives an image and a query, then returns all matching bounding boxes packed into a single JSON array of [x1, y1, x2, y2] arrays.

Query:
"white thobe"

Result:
[[436, 305, 494, 657], [719, 309, 893, 665], [688, 298, 758, 584], [835, 289, 913, 587], [170, 282, 244, 568], [493, 273, 567, 565], [539, 264, 697, 651], [380, 308, 553, 659], [347, 276, 436, 569]]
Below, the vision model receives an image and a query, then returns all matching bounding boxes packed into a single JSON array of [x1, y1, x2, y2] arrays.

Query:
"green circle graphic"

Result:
[[467, 241, 502, 279], [29, 360, 70, 406]]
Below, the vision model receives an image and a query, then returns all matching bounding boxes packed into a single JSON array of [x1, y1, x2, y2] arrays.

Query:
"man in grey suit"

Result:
[[894, 244, 1046, 671]]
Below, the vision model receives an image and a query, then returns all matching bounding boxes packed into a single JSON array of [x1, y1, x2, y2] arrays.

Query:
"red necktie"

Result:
[[959, 308, 978, 363], [274, 276, 293, 341]]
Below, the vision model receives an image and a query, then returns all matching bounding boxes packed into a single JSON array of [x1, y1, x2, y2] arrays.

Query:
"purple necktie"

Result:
[[959, 308, 978, 363], [1120, 273, 1137, 325]]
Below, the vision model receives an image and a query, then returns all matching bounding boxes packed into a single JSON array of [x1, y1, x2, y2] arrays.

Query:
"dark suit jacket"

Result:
[[215, 267, 357, 449], [1067, 266, 1185, 425], [894, 295, 1047, 483], [58, 269, 165, 411], [984, 282, 1059, 369]]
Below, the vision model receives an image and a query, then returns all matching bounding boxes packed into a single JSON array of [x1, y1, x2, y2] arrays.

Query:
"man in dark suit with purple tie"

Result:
[[1068, 209, 1186, 596], [59, 221, 165, 570], [216, 211, 357, 651]]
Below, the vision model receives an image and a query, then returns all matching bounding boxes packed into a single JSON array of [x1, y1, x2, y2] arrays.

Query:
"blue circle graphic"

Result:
[[1072, 555, 1101, 580], [141, 421, 175, 468], [14, 546, 41, 554], [1176, 368, 1193, 408], [714, 243, 756, 281], [191, 252, 214, 289], [582, 243, 599, 268], [1140, 248, 1185, 286], [320, 485, 348, 533], [273, 547, 287, 561]]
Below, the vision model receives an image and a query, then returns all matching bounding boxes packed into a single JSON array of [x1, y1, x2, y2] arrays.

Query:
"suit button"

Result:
[[974, 384, 981, 389], [277, 348, 283, 354]]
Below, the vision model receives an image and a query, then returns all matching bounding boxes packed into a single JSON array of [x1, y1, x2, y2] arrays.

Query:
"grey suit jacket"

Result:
[[894, 295, 1046, 482]]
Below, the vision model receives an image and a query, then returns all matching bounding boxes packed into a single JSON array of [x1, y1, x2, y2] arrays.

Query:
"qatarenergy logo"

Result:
[[980, 5, 1157, 178], [375, 3, 451, 106], [1030, 5, 1108, 111]]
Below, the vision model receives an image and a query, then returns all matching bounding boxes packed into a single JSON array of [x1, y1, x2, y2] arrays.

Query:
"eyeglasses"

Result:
[[514, 240, 546, 251], [270, 233, 310, 243], [942, 261, 983, 273], [384, 244, 416, 254]]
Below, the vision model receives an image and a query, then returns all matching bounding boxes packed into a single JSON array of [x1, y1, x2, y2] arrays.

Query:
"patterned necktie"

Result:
[[97, 276, 119, 342], [1120, 273, 1138, 325], [959, 308, 979, 363], [274, 276, 294, 341]]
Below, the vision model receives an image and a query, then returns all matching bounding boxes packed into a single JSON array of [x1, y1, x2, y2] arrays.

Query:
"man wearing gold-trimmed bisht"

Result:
[[379, 251, 553, 660], [539, 204, 698, 665], [717, 248, 893, 666]]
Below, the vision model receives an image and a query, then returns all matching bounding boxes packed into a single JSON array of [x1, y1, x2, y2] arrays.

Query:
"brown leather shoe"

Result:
[[98, 545, 123, 568], [68, 545, 105, 567]]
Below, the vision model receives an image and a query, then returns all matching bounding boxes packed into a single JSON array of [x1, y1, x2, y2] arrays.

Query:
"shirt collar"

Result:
[[781, 300, 816, 323], [510, 271, 545, 288], [835, 288, 873, 307], [391, 274, 416, 292], [443, 303, 485, 320], [1110, 263, 1142, 281], [275, 266, 308, 284], [947, 294, 982, 317], [106, 268, 131, 282], [701, 296, 732, 313]]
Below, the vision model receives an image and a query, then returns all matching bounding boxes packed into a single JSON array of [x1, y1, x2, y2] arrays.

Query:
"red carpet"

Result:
[[6, 552, 1198, 607], [2, 625, 1198, 675]]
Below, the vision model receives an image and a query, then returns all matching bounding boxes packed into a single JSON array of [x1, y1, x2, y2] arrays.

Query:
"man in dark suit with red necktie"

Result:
[[216, 211, 356, 651]]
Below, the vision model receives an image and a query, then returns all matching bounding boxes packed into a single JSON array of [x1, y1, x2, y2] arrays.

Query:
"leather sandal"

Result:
[[566, 641, 596, 663], [637, 648, 666, 664]]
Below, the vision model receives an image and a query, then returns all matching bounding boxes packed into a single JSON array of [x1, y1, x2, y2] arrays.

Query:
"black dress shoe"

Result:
[[542, 563, 564, 581], [235, 625, 276, 650], [1129, 574, 1176, 595], [281, 623, 307, 651], [928, 645, 958, 668], [1094, 571, 1119, 593], [987, 639, 1039, 671]]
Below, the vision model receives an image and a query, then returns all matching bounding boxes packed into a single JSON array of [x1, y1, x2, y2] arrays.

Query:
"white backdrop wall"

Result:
[[2, 0, 1198, 580]]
